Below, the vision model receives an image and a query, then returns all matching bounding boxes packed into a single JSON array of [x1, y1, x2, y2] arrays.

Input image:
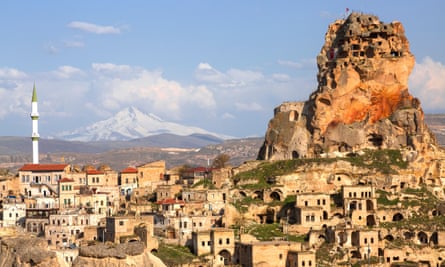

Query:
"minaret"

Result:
[[31, 84, 40, 164]]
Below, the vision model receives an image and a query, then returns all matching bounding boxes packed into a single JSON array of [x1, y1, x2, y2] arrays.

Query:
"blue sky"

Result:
[[0, 1, 444, 138]]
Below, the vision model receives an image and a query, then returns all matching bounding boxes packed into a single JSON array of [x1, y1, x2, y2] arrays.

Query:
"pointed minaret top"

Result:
[[32, 83, 37, 102]]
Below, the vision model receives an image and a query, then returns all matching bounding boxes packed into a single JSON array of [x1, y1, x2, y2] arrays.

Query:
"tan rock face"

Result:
[[314, 13, 415, 134], [258, 12, 436, 160]]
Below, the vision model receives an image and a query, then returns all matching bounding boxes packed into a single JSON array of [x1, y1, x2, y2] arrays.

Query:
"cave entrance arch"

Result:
[[218, 249, 232, 265]]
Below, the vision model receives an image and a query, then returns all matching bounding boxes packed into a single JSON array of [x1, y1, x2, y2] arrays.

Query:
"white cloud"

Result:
[[278, 59, 315, 69], [0, 61, 314, 136], [64, 40, 85, 48], [222, 112, 235, 119], [67, 21, 121, 34], [272, 73, 290, 82], [227, 69, 263, 83], [52, 66, 84, 79], [235, 102, 263, 111], [409, 57, 445, 112], [44, 43, 59, 54], [278, 60, 303, 68], [90, 66, 216, 119], [0, 68, 27, 79], [92, 63, 132, 73], [195, 62, 227, 84], [195, 63, 263, 88]]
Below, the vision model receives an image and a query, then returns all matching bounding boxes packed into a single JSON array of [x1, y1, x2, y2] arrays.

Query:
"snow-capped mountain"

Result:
[[56, 107, 233, 141]]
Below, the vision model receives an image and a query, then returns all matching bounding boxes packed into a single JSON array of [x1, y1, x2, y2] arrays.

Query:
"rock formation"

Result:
[[72, 242, 165, 267], [0, 235, 62, 267], [258, 12, 437, 160]]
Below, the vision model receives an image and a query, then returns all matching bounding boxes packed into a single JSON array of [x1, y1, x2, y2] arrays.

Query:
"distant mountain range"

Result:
[[55, 106, 234, 142]]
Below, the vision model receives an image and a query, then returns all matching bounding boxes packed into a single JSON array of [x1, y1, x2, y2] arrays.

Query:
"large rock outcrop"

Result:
[[72, 242, 165, 267], [258, 12, 437, 160], [0, 235, 62, 267]]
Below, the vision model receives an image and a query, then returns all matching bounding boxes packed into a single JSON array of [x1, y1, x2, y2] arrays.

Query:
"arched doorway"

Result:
[[218, 249, 232, 265], [430, 232, 438, 246], [392, 213, 404, 221], [270, 191, 281, 201], [417, 231, 428, 244], [266, 208, 275, 224], [366, 199, 374, 211], [366, 215, 376, 226]]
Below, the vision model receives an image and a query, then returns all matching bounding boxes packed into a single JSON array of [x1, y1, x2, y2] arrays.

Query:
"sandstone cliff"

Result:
[[258, 12, 438, 161]]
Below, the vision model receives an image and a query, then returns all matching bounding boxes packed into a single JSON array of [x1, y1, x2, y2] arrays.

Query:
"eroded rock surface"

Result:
[[258, 12, 437, 160], [0, 235, 60, 267]]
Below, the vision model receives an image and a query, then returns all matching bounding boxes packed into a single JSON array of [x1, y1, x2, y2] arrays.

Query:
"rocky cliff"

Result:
[[258, 12, 438, 160]]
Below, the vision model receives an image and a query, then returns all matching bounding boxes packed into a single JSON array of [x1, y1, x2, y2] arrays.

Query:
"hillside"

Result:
[[0, 114, 444, 171]]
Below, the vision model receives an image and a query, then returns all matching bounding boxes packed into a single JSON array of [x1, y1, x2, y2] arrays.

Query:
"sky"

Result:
[[0, 1, 444, 138]]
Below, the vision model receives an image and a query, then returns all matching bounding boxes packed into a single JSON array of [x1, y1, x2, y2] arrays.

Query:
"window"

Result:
[[201, 241, 205, 246], [226, 238, 230, 244], [317, 199, 320, 205], [119, 221, 124, 226], [322, 199, 326, 205], [219, 238, 222, 245]]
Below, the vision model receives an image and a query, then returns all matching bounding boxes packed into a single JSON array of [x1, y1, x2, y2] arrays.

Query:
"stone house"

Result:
[[104, 214, 158, 251], [137, 160, 166, 188], [86, 168, 118, 188], [294, 206, 324, 230], [156, 184, 182, 202], [2, 199, 26, 227], [295, 192, 330, 220], [0, 175, 19, 198], [192, 228, 235, 265], [342, 185, 377, 227], [25, 205, 58, 235], [183, 189, 207, 202], [235, 240, 302, 267], [348, 230, 379, 260], [76, 191, 108, 215], [156, 198, 185, 217], [286, 250, 316, 267], [18, 164, 69, 197], [45, 212, 105, 248], [58, 178, 76, 210], [119, 166, 138, 196], [211, 167, 232, 188], [182, 188, 228, 217], [181, 166, 211, 185]]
